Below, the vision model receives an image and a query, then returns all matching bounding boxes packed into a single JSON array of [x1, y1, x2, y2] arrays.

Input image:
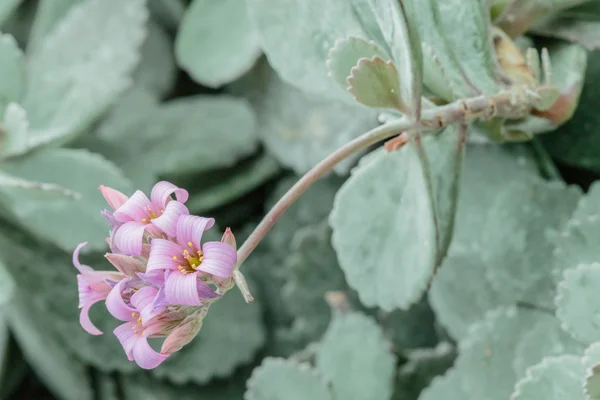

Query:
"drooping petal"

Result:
[[106, 279, 136, 321], [146, 239, 182, 273], [114, 323, 137, 361], [198, 241, 236, 278], [137, 271, 165, 286], [105, 253, 146, 277], [175, 215, 215, 249], [77, 272, 119, 307], [165, 272, 219, 306], [152, 201, 189, 237], [73, 242, 94, 273], [132, 337, 169, 369], [150, 181, 189, 206], [114, 191, 151, 223], [131, 286, 164, 324], [79, 302, 103, 335], [112, 222, 147, 257], [99, 185, 129, 210]]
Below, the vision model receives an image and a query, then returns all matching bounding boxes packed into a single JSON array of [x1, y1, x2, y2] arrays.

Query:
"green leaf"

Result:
[[533, 2, 600, 51], [316, 312, 397, 400], [246, 358, 333, 400], [330, 146, 437, 311], [553, 216, 600, 286], [281, 221, 351, 341], [0, 103, 28, 157], [380, 297, 438, 351], [455, 306, 577, 400], [327, 36, 388, 91], [0, 0, 22, 26], [133, 21, 176, 97], [418, 368, 470, 400], [246, 0, 369, 101], [0, 34, 24, 110], [147, 0, 185, 30], [481, 178, 581, 308], [23, 0, 147, 143], [176, 0, 261, 88], [152, 290, 265, 384], [347, 56, 406, 110], [510, 355, 586, 400], [27, 0, 84, 53], [7, 292, 93, 400], [556, 263, 600, 344], [235, 62, 377, 175], [0, 261, 14, 313], [186, 154, 281, 214], [584, 343, 600, 400], [0, 148, 133, 251], [572, 182, 600, 220], [437, 0, 501, 95]]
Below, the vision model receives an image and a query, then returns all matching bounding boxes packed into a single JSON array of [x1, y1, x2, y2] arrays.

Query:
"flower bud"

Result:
[[161, 308, 208, 355]]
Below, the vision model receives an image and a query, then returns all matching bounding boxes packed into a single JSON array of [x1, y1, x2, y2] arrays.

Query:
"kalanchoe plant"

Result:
[[73, 182, 238, 369]]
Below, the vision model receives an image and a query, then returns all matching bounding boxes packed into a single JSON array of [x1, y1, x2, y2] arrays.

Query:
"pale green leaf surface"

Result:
[[23, 0, 147, 142], [176, 0, 261, 88], [147, 0, 185, 30], [27, 0, 84, 53], [584, 343, 600, 400], [327, 36, 388, 91], [246, 0, 369, 101], [316, 312, 396, 400], [0, 0, 22, 26], [553, 216, 600, 284], [245, 358, 333, 400], [510, 355, 586, 400], [330, 146, 436, 311], [347, 56, 404, 110], [548, 42, 587, 94], [572, 182, 600, 220], [133, 21, 176, 97], [556, 263, 600, 344], [152, 290, 265, 384], [418, 368, 470, 400], [481, 178, 581, 308], [0, 103, 28, 157], [0, 34, 24, 110], [0, 148, 133, 251]]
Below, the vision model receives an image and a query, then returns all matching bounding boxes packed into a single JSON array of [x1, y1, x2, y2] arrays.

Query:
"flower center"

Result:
[[140, 207, 164, 223], [174, 242, 204, 275], [130, 311, 146, 336]]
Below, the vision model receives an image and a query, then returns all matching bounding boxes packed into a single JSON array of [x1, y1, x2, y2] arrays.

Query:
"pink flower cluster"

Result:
[[73, 182, 237, 369]]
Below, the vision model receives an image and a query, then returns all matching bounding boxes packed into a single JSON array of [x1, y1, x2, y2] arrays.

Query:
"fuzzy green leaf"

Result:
[[0, 148, 133, 251], [327, 36, 388, 91], [556, 263, 600, 344], [27, 0, 84, 52], [510, 355, 586, 400], [330, 146, 436, 310], [316, 312, 396, 400], [152, 290, 265, 385], [176, 0, 261, 88], [246, 0, 370, 101], [134, 21, 176, 97], [0, 103, 28, 157], [584, 343, 600, 400], [347, 56, 405, 110], [481, 178, 581, 308], [23, 0, 147, 143], [246, 358, 333, 400], [148, 0, 185, 30], [418, 368, 470, 400], [553, 215, 600, 285], [0, 0, 22, 26], [235, 62, 377, 175], [0, 34, 24, 111]]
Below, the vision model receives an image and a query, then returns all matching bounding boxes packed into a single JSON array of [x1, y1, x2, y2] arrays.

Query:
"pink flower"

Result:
[[146, 215, 236, 306], [73, 242, 125, 335], [109, 181, 190, 256]]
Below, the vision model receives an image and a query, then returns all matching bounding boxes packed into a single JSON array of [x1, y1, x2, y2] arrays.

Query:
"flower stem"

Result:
[[233, 88, 540, 298]]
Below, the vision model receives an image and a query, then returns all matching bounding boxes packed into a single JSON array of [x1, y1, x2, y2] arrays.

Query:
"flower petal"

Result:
[[114, 191, 151, 223], [150, 181, 189, 206], [106, 279, 136, 321], [79, 302, 103, 335], [77, 272, 119, 307], [199, 241, 236, 278], [112, 222, 147, 257], [165, 272, 219, 306], [221, 228, 237, 249], [73, 242, 94, 274], [99, 185, 129, 210], [160, 308, 207, 354], [146, 239, 182, 273], [132, 337, 169, 369], [137, 271, 165, 286], [151, 201, 189, 237], [176, 215, 215, 249], [101, 210, 120, 229], [131, 286, 164, 324], [114, 323, 136, 361], [105, 253, 146, 277]]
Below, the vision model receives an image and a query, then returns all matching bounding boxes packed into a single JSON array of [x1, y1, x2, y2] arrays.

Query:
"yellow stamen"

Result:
[[141, 218, 148, 223], [131, 312, 137, 317], [133, 329, 138, 334], [172, 256, 177, 261], [141, 330, 146, 336], [137, 316, 142, 324], [187, 241, 193, 248]]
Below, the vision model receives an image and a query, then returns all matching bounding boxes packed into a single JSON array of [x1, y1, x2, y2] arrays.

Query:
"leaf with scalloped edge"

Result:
[[553, 215, 600, 285], [347, 56, 406, 110], [0, 34, 24, 112], [481, 177, 581, 308], [133, 21, 176, 97], [510, 355, 586, 400], [572, 182, 600, 220], [330, 146, 436, 311], [151, 289, 265, 385], [327, 36, 389, 91], [455, 306, 575, 400], [27, 0, 84, 53], [23, 0, 147, 143], [556, 263, 600, 344], [245, 358, 333, 400], [316, 312, 396, 400], [0, 103, 29, 157], [418, 367, 470, 400], [583, 343, 600, 400], [176, 0, 261, 88]]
